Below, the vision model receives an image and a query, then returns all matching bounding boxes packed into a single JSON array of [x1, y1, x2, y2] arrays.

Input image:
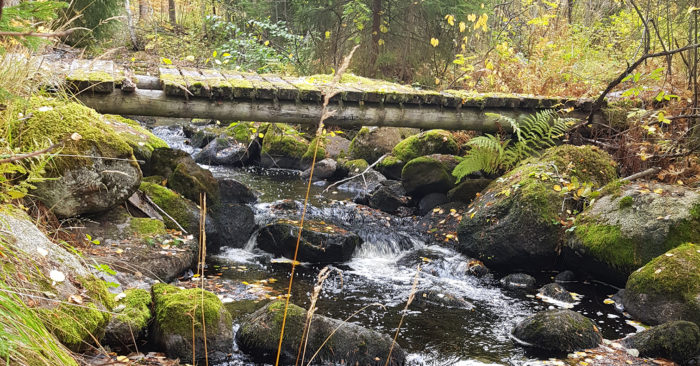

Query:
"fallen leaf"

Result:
[[49, 270, 65, 284], [69, 294, 83, 304], [553, 185, 562, 192]]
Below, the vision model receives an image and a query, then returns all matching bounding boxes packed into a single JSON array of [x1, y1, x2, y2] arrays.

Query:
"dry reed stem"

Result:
[[274, 45, 359, 366], [385, 264, 421, 366]]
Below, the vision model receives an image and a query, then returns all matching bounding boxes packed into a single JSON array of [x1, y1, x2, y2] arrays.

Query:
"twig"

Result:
[[0, 143, 61, 164], [142, 194, 188, 233], [620, 167, 661, 182], [324, 154, 388, 192], [0, 28, 86, 38]]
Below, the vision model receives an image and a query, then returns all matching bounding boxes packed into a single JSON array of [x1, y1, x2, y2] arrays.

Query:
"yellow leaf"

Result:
[[161, 57, 172, 65], [242, 281, 250, 285], [116, 355, 129, 362], [445, 14, 455, 26], [553, 185, 562, 192], [264, 40, 270, 46], [212, 51, 218, 57], [434, 77, 440, 85], [378, 39, 385, 46], [325, 31, 331, 39], [459, 21, 466, 32], [470, 212, 476, 219], [430, 38, 439, 47], [258, 133, 264, 138], [603, 299, 615, 305], [653, 188, 663, 194]]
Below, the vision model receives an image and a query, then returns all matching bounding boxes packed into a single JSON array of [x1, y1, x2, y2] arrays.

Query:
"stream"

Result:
[[152, 125, 638, 366]]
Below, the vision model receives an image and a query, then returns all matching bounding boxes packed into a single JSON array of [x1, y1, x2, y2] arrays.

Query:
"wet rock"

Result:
[[447, 178, 492, 203], [565, 183, 700, 286], [392, 129, 459, 162], [457, 145, 617, 271], [237, 301, 406, 365], [512, 310, 603, 354], [104, 289, 152, 353], [260, 123, 309, 170], [219, 178, 257, 204], [337, 168, 386, 194], [538, 283, 575, 303], [622, 243, 700, 326], [301, 158, 337, 181], [376, 155, 405, 180], [621, 321, 700, 364], [152, 283, 233, 364], [401, 154, 461, 197], [212, 203, 256, 251], [368, 180, 410, 214], [349, 126, 419, 163], [189, 128, 218, 148], [195, 136, 248, 166], [144, 147, 191, 178], [467, 259, 489, 277], [413, 289, 474, 309], [146, 148, 220, 205], [555, 270, 576, 283], [501, 273, 536, 290], [418, 193, 448, 215], [256, 220, 362, 263], [106, 115, 169, 164]]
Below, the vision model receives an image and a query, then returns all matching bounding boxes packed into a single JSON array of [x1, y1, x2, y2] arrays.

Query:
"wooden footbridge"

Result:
[[24, 57, 599, 131]]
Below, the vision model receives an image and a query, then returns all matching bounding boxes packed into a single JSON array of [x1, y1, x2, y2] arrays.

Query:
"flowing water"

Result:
[[152, 125, 638, 366]]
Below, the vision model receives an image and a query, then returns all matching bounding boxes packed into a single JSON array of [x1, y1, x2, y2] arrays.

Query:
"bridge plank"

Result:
[[260, 75, 300, 101], [239, 73, 276, 100], [67, 59, 115, 93], [179, 67, 211, 98], [282, 76, 323, 102], [298, 75, 365, 102], [199, 69, 233, 100], [219, 72, 255, 99], [159, 67, 188, 97]]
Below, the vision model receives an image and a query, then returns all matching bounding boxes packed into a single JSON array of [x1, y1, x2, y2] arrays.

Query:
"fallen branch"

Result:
[[142, 194, 188, 234], [0, 28, 85, 38], [324, 154, 388, 192], [0, 142, 61, 164], [620, 167, 661, 182]]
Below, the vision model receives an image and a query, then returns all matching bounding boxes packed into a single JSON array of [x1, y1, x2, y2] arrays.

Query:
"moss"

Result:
[[66, 70, 115, 83], [129, 218, 166, 237], [302, 136, 328, 161], [104, 115, 168, 160], [600, 179, 628, 198], [627, 243, 700, 304], [619, 195, 634, 209], [573, 224, 640, 273], [225, 122, 256, 143], [143, 175, 166, 184], [139, 182, 195, 230], [392, 130, 458, 162], [13, 97, 135, 173], [80, 275, 115, 311], [38, 302, 109, 351], [114, 289, 152, 328], [537, 145, 618, 186], [377, 154, 401, 168], [261, 123, 309, 159], [341, 159, 368, 173], [152, 283, 230, 336]]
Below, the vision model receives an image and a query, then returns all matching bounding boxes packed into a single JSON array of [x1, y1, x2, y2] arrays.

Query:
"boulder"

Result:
[[301, 158, 338, 181], [139, 181, 201, 234], [324, 135, 351, 159], [376, 155, 405, 180], [501, 273, 537, 290], [212, 203, 256, 250], [368, 180, 410, 214], [392, 129, 459, 162], [104, 289, 152, 353], [195, 136, 249, 166], [337, 158, 369, 177], [447, 178, 492, 203], [621, 321, 700, 364], [18, 98, 142, 218], [538, 283, 575, 303], [418, 193, 448, 216], [413, 289, 474, 309], [565, 183, 700, 285], [623, 243, 700, 326], [219, 178, 257, 204], [152, 284, 233, 364], [105, 115, 169, 163], [237, 301, 406, 365], [555, 270, 576, 283], [349, 126, 419, 163], [145, 148, 220, 205], [512, 310, 603, 354], [260, 123, 309, 170], [337, 168, 386, 195], [256, 220, 362, 263], [401, 154, 461, 197], [457, 145, 617, 271]]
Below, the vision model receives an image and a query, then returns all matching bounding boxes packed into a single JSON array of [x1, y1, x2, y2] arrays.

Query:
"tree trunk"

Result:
[[139, 0, 150, 21], [566, 0, 574, 23], [125, 0, 140, 50], [369, 0, 381, 77], [168, 0, 176, 28]]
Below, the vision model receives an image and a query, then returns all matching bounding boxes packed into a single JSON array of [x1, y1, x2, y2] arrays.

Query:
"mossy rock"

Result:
[[339, 158, 369, 175], [457, 145, 617, 271], [565, 183, 700, 285], [260, 123, 309, 170], [512, 309, 602, 354], [623, 243, 700, 326], [104, 289, 152, 352], [622, 320, 700, 364], [237, 300, 406, 365], [349, 126, 419, 163], [139, 181, 199, 233], [376, 154, 405, 180], [104, 114, 168, 163], [301, 136, 328, 162], [392, 129, 459, 162], [151, 283, 233, 364], [401, 154, 461, 197], [129, 218, 166, 237], [16, 97, 142, 218], [447, 178, 492, 203], [167, 159, 220, 205]]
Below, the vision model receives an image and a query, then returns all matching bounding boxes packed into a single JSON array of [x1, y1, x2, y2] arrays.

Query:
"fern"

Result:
[[452, 109, 576, 182]]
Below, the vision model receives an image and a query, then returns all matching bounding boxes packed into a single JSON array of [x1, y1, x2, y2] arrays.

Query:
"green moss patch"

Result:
[[139, 181, 196, 231], [626, 243, 700, 304], [261, 123, 309, 159], [392, 130, 458, 162], [114, 289, 152, 329], [129, 218, 166, 237], [152, 283, 230, 336]]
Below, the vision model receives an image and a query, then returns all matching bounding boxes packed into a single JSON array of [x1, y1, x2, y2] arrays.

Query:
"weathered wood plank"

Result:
[[239, 73, 276, 100], [260, 74, 300, 101], [219, 71, 256, 99], [159, 67, 188, 97], [283, 76, 323, 102], [199, 69, 233, 100], [67, 59, 115, 93], [179, 67, 211, 98]]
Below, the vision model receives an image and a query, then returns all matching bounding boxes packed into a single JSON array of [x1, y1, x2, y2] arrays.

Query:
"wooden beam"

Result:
[[73, 89, 587, 132]]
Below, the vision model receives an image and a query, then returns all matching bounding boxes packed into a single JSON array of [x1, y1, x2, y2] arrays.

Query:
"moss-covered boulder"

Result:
[[622, 243, 700, 326], [622, 321, 700, 364], [512, 310, 602, 354], [457, 145, 617, 271], [401, 154, 461, 197], [392, 129, 459, 162], [376, 154, 405, 180], [565, 183, 700, 285], [349, 126, 419, 163], [152, 283, 233, 364], [447, 178, 492, 203], [256, 220, 362, 263], [104, 289, 152, 352], [195, 136, 249, 166], [0, 205, 112, 353], [139, 181, 200, 233], [104, 114, 168, 163], [338, 158, 369, 176], [16, 97, 142, 218], [237, 301, 406, 365], [260, 123, 309, 170], [145, 148, 220, 205]]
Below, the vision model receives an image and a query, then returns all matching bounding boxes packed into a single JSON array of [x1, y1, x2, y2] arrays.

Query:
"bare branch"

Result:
[[0, 28, 86, 39]]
